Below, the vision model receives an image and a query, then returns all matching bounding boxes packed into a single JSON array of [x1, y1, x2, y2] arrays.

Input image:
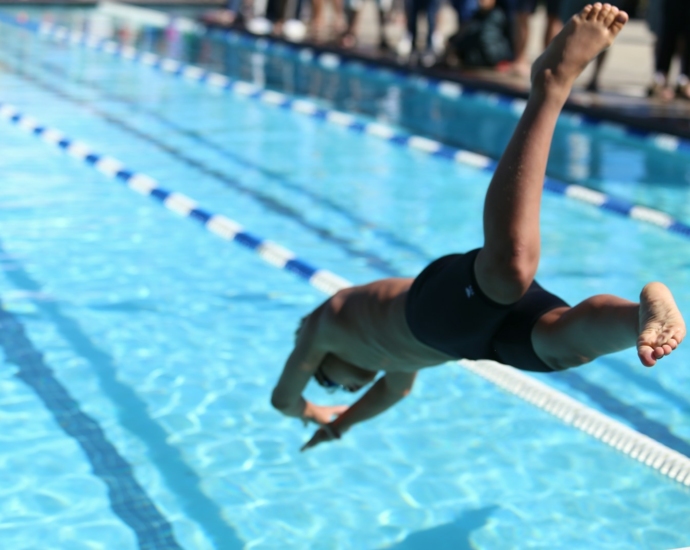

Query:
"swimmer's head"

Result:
[[478, 0, 496, 10], [314, 354, 377, 393]]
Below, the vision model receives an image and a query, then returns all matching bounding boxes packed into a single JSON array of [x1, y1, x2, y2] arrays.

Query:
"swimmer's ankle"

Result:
[[529, 77, 571, 108]]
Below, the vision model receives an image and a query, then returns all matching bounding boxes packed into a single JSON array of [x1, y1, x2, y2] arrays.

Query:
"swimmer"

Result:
[[271, 4, 686, 451]]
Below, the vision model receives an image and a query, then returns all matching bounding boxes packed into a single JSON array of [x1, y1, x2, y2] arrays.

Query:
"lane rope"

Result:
[[3, 14, 690, 241], [2, 101, 689, 487], [211, 27, 690, 157]]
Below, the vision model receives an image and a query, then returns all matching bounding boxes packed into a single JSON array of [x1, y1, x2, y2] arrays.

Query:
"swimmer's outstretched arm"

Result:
[[301, 371, 416, 451], [271, 312, 347, 425]]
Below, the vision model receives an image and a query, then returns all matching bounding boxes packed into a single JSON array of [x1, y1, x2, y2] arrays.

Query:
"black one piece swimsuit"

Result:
[[405, 248, 569, 372]]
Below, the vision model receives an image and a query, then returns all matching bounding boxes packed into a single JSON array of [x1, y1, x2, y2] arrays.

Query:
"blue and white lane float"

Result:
[[215, 28, 690, 157], [3, 14, 690, 241], [2, 101, 689, 487]]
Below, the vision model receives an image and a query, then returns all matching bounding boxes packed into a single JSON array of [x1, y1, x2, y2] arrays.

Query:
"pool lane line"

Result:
[[6, 15, 690, 242], [0, 269, 245, 549], [0, 307, 183, 549], [3, 102, 690, 489], [0, 254, 244, 550]]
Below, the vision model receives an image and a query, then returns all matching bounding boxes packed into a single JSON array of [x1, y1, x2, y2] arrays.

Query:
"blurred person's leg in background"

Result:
[[376, 0, 395, 50], [340, 0, 393, 50], [423, 0, 443, 64], [648, 0, 688, 100], [674, 0, 690, 99], [310, 0, 326, 38], [403, 0, 432, 61], [452, 0, 479, 24], [512, 0, 562, 76], [496, 0, 516, 48], [266, 0, 288, 34], [340, 0, 362, 46]]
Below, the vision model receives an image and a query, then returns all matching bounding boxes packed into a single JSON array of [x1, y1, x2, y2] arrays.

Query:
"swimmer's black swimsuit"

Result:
[[405, 248, 569, 372]]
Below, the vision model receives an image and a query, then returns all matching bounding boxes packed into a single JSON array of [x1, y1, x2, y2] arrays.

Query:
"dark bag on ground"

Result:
[[447, 7, 513, 67]]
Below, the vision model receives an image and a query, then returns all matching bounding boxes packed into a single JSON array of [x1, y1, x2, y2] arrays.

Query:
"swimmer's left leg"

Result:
[[532, 282, 686, 370]]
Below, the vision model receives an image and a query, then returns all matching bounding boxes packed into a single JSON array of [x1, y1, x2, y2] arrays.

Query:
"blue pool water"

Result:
[[0, 9, 689, 549]]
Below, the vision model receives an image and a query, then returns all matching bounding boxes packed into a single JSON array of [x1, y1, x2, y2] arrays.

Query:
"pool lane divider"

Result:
[[0, 103, 350, 297], [3, 102, 690, 488], [4, 14, 690, 242], [213, 28, 690, 157]]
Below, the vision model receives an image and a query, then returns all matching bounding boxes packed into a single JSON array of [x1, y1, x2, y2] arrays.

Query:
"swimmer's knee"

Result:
[[532, 306, 591, 372], [476, 248, 538, 304], [534, 326, 589, 371]]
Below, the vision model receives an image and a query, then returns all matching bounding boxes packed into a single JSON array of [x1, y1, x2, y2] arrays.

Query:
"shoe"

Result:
[[396, 33, 412, 58], [431, 31, 445, 55], [420, 49, 436, 68], [676, 82, 690, 100], [647, 81, 674, 101]]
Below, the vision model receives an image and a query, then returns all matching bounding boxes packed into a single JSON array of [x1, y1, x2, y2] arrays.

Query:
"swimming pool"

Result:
[[0, 7, 689, 549]]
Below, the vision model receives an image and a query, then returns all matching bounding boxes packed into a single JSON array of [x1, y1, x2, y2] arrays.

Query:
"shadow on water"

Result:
[[384, 506, 497, 550]]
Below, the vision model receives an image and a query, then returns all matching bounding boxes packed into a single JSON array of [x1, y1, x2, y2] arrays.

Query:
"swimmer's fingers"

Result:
[[300, 424, 341, 452], [305, 404, 349, 426]]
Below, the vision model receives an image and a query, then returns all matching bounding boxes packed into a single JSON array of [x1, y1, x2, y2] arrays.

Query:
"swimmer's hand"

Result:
[[300, 423, 341, 452], [302, 403, 348, 426]]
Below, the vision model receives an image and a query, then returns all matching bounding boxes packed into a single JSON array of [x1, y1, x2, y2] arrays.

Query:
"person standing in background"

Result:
[[511, 0, 563, 76], [398, 0, 443, 66], [647, 0, 690, 100], [339, 0, 394, 49]]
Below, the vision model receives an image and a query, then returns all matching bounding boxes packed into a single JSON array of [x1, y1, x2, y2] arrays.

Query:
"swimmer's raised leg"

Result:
[[532, 283, 686, 370], [474, 3, 629, 304]]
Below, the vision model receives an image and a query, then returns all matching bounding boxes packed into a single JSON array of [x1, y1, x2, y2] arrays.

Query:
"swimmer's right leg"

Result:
[[474, 4, 628, 305], [532, 282, 686, 370]]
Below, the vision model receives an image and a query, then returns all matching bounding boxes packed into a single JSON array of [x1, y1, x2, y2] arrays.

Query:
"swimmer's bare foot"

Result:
[[530, 3, 628, 101], [637, 282, 686, 367]]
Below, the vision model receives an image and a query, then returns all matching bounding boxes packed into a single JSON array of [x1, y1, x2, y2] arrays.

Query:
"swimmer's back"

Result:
[[323, 278, 455, 372]]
